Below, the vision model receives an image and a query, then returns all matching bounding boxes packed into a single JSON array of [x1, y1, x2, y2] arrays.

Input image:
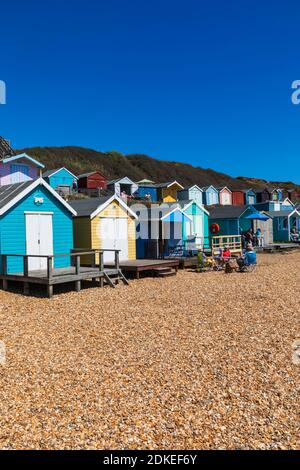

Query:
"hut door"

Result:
[[101, 217, 128, 263], [25, 213, 54, 271]]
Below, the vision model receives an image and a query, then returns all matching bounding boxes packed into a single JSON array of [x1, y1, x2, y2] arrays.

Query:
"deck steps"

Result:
[[103, 269, 129, 287], [152, 267, 177, 278]]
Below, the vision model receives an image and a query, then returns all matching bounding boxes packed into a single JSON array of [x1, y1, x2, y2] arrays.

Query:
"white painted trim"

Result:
[[44, 167, 78, 180], [2, 153, 45, 168], [166, 180, 184, 190], [288, 209, 300, 218], [24, 211, 54, 215], [161, 207, 192, 222], [282, 197, 294, 206], [181, 200, 210, 215], [187, 184, 203, 192], [219, 186, 232, 194], [0, 178, 77, 216], [90, 194, 138, 220]]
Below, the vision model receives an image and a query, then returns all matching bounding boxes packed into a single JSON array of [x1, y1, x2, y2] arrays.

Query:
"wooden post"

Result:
[[23, 256, 29, 277], [99, 251, 104, 273], [2, 255, 7, 275], [75, 280, 81, 292], [47, 285, 53, 298], [115, 251, 120, 270], [23, 282, 30, 295], [75, 255, 80, 275], [47, 257, 53, 280], [92, 251, 96, 268], [2, 279, 8, 291]]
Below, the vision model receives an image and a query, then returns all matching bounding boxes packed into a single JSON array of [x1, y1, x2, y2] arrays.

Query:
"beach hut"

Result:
[[78, 171, 107, 192], [244, 189, 257, 205], [154, 181, 184, 203], [134, 204, 192, 258], [254, 188, 271, 203], [107, 177, 138, 197], [177, 185, 203, 205], [281, 198, 295, 211], [270, 188, 283, 202], [202, 185, 219, 205], [43, 167, 78, 195], [0, 178, 76, 274], [69, 194, 137, 263], [135, 183, 158, 202], [254, 198, 294, 212], [0, 152, 44, 186], [174, 200, 210, 248], [218, 187, 232, 205], [208, 205, 272, 244], [263, 209, 300, 242], [232, 190, 245, 206]]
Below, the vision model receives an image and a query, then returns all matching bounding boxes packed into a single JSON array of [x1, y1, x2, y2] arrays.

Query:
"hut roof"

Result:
[[43, 167, 78, 179], [0, 178, 76, 216], [68, 196, 112, 216], [208, 205, 251, 219]]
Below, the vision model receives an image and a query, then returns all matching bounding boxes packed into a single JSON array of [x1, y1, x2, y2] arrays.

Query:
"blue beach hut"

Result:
[[43, 167, 78, 194], [0, 178, 77, 274], [202, 185, 219, 205], [134, 204, 192, 258]]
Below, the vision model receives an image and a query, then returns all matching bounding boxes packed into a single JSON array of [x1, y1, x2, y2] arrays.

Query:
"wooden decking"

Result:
[[164, 256, 199, 269], [0, 250, 128, 297], [104, 259, 179, 279]]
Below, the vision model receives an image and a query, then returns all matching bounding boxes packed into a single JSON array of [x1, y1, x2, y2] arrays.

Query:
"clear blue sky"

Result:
[[1, 0, 300, 182]]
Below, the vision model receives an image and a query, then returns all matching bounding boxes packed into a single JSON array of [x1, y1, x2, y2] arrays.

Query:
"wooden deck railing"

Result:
[[0, 249, 121, 279]]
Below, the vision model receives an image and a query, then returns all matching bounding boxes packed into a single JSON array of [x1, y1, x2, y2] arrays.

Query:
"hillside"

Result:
[[18, 146, 300, 192]]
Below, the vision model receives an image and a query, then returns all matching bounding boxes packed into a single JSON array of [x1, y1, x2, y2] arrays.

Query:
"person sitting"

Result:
[[290, 227, 299, 242], [237, 244, 257, 271], [222, 246, 231, 260]]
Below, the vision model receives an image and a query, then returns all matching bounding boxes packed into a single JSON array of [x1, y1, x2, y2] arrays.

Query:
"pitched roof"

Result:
[[263, 210, 299, 218], [108, 176, 135, 185], [0, 153, 45, 169], [68, 194, 138, 219], [153, 181, 183, 189], [43, 167, 78, 179], [78, 170, 105, 179], [68, 196, 112, 216], [0, 180, 34, 211], [202, 185, 218, 191], [0, 178, 76, 216], [208, 205, 252, 219]]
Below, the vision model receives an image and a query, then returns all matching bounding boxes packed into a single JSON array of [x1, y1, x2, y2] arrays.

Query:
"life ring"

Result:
[[210, 223, 220, 234]]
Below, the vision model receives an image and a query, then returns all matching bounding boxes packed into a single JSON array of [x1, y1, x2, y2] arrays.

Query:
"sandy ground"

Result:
[[0, 252, 299, 450]]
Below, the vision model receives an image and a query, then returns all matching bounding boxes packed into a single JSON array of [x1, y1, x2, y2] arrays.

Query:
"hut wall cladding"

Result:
[[91, 200, 136, 261], [73, 217, 92, 264], [0, 185, 74, 273], [232, 191, 245, 205], [161, 187, 178, 202]]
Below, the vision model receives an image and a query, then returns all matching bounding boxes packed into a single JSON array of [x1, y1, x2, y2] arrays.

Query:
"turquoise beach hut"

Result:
[[43, 167, 78, 194], [0, 178, 77, 274]]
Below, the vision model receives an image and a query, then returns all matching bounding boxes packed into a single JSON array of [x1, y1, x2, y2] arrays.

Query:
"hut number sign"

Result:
[[34, 196, 44, 206]]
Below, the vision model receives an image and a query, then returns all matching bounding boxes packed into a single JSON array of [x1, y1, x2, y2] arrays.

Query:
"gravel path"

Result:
[[0, 252, 299, 449]]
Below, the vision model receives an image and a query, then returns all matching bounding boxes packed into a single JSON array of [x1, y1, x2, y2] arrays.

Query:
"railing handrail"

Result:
[[1, 249, 121, 260]]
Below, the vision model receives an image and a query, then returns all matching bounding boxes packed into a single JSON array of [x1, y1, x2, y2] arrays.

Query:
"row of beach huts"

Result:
[[0, 137, 299, 296]]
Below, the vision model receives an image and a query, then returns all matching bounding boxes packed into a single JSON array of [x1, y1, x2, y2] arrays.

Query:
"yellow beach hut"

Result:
[[154, 181, 184, 202], [69, 195, 137, 263]]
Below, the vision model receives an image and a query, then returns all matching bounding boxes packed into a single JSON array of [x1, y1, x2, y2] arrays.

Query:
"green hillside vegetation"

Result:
[[18, 146, 300, 193]]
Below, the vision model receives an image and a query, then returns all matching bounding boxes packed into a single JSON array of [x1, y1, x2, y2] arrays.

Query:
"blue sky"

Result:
[[1, 0, 300, 182]]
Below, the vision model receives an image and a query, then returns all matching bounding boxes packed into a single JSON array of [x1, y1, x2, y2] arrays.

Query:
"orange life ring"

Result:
[[210, 223, 220, 234]]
